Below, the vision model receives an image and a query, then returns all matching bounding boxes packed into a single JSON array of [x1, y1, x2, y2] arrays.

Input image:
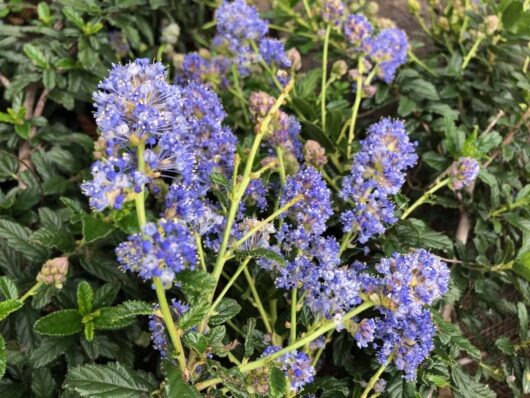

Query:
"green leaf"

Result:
[[0, 299, 23, 321], [269, 367, 288, 398], [451, 367, 496, 398], [0, 334, 5, 379], [34, 309, 83, 336], [163, 362, 202, 398], [14, 123, 30, 140], [207, 325, 228, 356], [82, 215, 114, 243], [84, 321, 95, 341], [514, 251, 530, 282], [240, 248, 286, 266], [175, 270, 216, 304], [64, 362, 158, 397], [209, 172, 230, 188], [179, 300, 210, 331], [31, 367, 57, 398], [23, 44, 48, 69], [93, 307, 138, 330], [182, 332, 208, 354], [495, 337, 514, 355], [517, 302, 528, 340], [77, 281, 93, 315], [398, 96, 416, 117], [407, 79, 439, 101], [29, 337, 75, 368], [502, 1, 523, 29], [37, 2, 52, 24], [62, 7, 84, 29], [210, 298, 241, 326], [0, 277, 18, 299], [244, 318, 257, 358], [42, 69, 56, 90], [0, 219, 48, 262]]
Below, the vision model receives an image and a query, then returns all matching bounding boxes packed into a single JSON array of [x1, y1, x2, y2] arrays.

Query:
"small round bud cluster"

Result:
[[161, 22, 181, 45], [286, 48, 302, 71], [303, 140, 328, 167], [332, 60, 348, 76], [321, 0, 345, 26], [485, 15, 499, 35], [449, 157, 480, 190], [249, 91, 275, 117], [37, 257, 69, 289]]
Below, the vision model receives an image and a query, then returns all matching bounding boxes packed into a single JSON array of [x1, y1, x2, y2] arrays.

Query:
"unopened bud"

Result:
[[332, 60, 348, 77], [37, 257, 69, 289], [304, 140, 328, 167], [438, 16, 450, 31], [286, 48, 302, 71], [364, 85, 377, 98], [161, 23, 181, 45], [485, 15, 499, 35], [408, 0, 420, 14], [172, 53, 185, 69], [283, 151, 300, 175], [348, 68, 361, 80], [276, 70, 290, 87], [249, 91, 275, 117], [366, 1, 379, 16], [198, 48, 211, 59], [375, 17, 395, 29]]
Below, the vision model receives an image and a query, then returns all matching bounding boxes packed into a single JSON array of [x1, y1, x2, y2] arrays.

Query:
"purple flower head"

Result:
[[176, 53, 229, 87], [321, 0, 345, 26], [340, 118, 417, 242], [149, 300, 189, 358], [262, 346, 315, 391], [364, 28, 408, 83], [280, 166, 332, 237], [267, 111, 303, 160], [108, 31, 129, 58], [343, 15, 372, 49], [449, 157, 479, 190], [259, 38, 291, 68], [215, 0, 268, 43], [354, 318, 376, 348], [116, 218, 197, 287]]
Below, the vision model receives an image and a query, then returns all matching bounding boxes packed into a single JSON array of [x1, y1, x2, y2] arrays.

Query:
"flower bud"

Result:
[[304, 140, 328, 167], [37, 257, 69, 289], [408, 0, 421, 14], [276, 70, 290, 87], [332, 60, 348, 77], [249, 91, 275, 117], [284, 150, 300, 175], [375, 17, 395, 29], [438, 16, 450, 31], [366, 1, 379, 16], [286, 48, 302, 71], [364, 84, 377, 98], [171, 53, 185, 69], [161, 23, 181, 45], [485, 15, 499, 35], [348, 68, 361, 80]]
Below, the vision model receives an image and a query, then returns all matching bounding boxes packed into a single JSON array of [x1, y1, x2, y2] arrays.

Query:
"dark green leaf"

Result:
[[269, 367, 288, 398], [517, 302, 528, 340], [210, 172, 230, 188], [451, 367, 496, 398], [210, 298, 241, 326], [0, 276, 18, 299], [29, 337, 75, 368], [244, 318, 257, 358], [175, 270, 215, 304], [64, 362, 158, 397], [76, 281, 93, 316], [34, 309, 83, 336], [23, 44, 48, 68], [31, 367, 57, 398], [163, 362, 202, 398], [0, 299, 23, 321], [179, 300, 209, 331], [82, 215, 114, 243], [0, 335, 5, 379], [0, 219, 48, 262]]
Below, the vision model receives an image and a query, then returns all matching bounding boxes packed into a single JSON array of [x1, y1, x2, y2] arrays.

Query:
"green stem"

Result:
[[489, 197, 530, 217], [239, 301, 374, 373], [134, 143, 187, 378], [321, 25, 331, 131], [210, 257, 251, 312], [231, 66, 250, 124], [290, 287, 297, 344], [249, 39, 283, 91], [20, 281, 43, 302], [461, 34, 484, 71], [243, 267, 273, 334], [347, 56, 365, 160], [194, 232, 206, 272], [408, 49, 438, 77], [340, 230, 354, 254], [360, 360, 389, 398], [400, 177, 451, 220], [232, 195, 302, 251], [275, 146, 286, 185]]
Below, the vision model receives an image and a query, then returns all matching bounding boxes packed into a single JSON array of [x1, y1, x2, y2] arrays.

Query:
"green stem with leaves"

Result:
[[134, 144, 188, 378], [347, 56, 365, 159], [461, 34, 485, 71], [210, 257, 251, 313], [360, 358, 391, 398], [321, 24, 331, 131], [20, 281, 43, 302], [400, 177, 451, 220]]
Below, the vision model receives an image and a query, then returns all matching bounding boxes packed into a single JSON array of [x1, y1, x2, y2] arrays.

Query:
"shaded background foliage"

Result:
[[0, 0, 528, 397]]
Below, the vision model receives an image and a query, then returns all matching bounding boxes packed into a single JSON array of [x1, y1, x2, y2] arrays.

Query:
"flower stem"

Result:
[[360, 360, 390, 398], [290, 287, 297, 344], [134, 143, 188, 378], [400, 177, 451, 220], [339, 230, 354, 254], [321, 24, 331, 131], [347, 56, 365, 160], [239, 301, 374, 373], [231, 195, 302, 251], [275, 146, 286, 185], [231, 66, 250, 124], [20, 281, 43, 302], [194, 232, 207, 272], [210, 257, 251, 312], [461, 34, 485, 71], [243, 266, 273, 334]]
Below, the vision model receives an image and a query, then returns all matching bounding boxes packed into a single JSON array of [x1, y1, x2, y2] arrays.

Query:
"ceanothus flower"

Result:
[[364, 28, 408, 83], [321, 0, 345, 26], [176, 52, 229, 87], [280, 166, 332, 237], [262, 346, 315, 391], [340, 118, 417, 242], [259, 38, 291, 68], [116, 218, 197, 287], [353, 318, 376, 348], [148, 299, 189, 358], [449, 157, 479, 190], [343, 15, 372, 48]]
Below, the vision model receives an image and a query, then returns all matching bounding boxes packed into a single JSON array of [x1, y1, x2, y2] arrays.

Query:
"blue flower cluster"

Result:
[[259, 38, 292, 69], [175, 52, 229, 88], [449, 157, 480, 190], [340, 118, 417, 243], [343, 15, 372, 48], [116, 219, 197, 287], [321, 0, 345, 26], [148, 299, 189, 358], [262, 346, 315, 391], [359, 249, 449, 379], [82, 59, 236, 213]]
